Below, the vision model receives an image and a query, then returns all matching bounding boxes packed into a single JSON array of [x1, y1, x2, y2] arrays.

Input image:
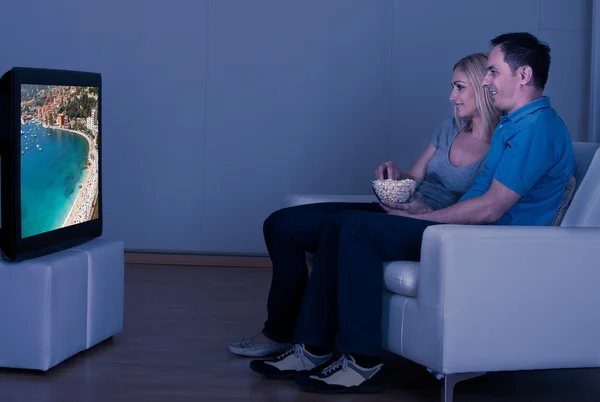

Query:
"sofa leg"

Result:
[[441, 372, 486, 402]]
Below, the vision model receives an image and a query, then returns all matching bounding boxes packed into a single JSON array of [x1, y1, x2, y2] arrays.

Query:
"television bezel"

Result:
[[0, 66, 102, 261]]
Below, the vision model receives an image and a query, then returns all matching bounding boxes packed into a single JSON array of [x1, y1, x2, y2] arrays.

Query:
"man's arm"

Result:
[[384, 122, 561, 224], [409, 123, 560, 224], [385, 179, 522, 224]]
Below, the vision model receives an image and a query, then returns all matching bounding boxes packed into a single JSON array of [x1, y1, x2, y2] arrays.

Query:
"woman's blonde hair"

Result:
[[453, 52, 501, 139]]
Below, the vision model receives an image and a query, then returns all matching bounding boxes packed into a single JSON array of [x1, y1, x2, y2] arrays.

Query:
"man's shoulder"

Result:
[[532, 106, 569, 133], [508, 107, 574, 171], [510, 106, 570, 143]]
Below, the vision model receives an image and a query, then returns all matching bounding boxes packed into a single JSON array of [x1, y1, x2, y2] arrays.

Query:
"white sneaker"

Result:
[[249, 344, 334, 379], [228, 337, 292, 357], [296, 354, 384, 394]]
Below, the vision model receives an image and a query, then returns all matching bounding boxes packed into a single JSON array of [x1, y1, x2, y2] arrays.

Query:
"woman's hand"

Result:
[[375, 161, 402, 180], [380, 190, 431, 215]]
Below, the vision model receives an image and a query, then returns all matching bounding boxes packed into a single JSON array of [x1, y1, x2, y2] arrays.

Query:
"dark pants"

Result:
[[287, 208, 438, 357], [261, 202, 384, 343]]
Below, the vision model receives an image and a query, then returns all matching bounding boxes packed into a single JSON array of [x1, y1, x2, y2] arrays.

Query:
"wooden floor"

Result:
[[0, 264, 599, 402]]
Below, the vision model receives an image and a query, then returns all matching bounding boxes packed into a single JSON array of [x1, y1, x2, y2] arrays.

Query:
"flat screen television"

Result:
[[0, 67, 102, 261]]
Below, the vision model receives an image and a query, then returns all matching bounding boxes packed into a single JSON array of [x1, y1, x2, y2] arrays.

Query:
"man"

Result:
[[249, 32, 575, 394], [387, 32, 575, 226]]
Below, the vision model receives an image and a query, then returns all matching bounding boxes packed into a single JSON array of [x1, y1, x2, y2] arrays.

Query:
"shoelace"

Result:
[[275, 344, 303, 361], [322, 354, 349, 375]]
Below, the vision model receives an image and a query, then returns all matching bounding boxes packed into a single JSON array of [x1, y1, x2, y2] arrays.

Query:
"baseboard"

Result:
[[124, 251, 272, 268]]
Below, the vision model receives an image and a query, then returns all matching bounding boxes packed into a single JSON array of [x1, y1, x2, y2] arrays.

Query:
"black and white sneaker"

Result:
[[295, 354, 384, 394], [249, 344, 333, 379]]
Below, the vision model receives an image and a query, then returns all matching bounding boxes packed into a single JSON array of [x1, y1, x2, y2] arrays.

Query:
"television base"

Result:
[[0, 235, 102, 262]]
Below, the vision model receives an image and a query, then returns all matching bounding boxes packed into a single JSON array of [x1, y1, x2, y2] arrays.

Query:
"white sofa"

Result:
[[282, 141, 600, 402]]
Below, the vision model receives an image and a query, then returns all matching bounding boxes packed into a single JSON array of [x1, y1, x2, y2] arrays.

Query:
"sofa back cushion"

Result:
[[561, 142, 600, 227], [550, 176, 576, 226]]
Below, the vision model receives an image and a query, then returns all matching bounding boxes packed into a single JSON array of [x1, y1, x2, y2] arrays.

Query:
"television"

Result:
[[0, 67, 102, 261]]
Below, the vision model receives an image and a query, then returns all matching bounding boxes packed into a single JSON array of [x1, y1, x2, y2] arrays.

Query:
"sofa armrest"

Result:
[[282, 194, 377, 208], [415, 224, 600, 372]]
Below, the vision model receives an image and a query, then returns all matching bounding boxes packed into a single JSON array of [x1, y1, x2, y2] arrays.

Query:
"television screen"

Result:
[[0, 67, 102, 261], [20, 85, 99, 239]]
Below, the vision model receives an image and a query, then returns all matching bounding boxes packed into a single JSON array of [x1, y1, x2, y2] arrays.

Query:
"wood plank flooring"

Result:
[[0, 264, 598, 402]]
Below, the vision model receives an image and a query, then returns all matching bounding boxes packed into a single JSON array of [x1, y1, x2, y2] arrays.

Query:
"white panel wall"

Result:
[[391, 0, 593, 172], [0, 0, 591, 254], [589, 0, 600, 142], [540, 0, 593, 142]]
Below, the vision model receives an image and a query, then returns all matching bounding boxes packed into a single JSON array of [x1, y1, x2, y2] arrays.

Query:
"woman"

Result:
[[229, 52, 500, 358]]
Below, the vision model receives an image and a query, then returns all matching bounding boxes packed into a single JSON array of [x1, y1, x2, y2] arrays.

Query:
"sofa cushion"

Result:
[[562, 144, 600, 227], [283, 194, 378, 208], [571, 142, 600, 193], [550, 176, 576, 226], [383, 261, 420, 298], [306, 253, 419, 298]]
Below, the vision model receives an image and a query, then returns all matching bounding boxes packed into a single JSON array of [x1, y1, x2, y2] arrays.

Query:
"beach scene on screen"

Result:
[[20, 84, 99, 238]]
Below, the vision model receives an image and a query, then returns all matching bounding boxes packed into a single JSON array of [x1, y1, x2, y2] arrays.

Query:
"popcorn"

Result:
[[371, 179, 417, 203]]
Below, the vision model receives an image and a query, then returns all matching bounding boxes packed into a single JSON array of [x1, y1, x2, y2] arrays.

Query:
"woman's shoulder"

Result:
[[437, 115, 462, 133], [432, 116, 461, 146]]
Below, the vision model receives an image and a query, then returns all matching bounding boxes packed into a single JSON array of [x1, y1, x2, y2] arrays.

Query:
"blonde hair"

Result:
[[453, 52, 501, 140]]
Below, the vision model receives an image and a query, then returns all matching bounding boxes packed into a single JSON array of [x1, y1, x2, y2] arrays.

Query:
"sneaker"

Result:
[[228, 337, 292, 357], [295, 354, 384, 394], [249, 344, 333, 379]]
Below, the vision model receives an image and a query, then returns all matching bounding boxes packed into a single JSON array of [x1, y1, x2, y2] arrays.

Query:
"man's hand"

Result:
[[380, 190, 431, 215], [375, 161, 402, 180], [380, 202, 429, 220], [380, 203, 413, 217], [390, 179, 522, 225]]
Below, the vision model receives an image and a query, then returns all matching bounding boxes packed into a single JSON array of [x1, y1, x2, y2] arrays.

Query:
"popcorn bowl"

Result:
[[371, 178, 417, 203]]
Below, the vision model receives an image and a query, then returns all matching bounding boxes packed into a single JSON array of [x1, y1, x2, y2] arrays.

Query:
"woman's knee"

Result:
[[263, 205, 372, 243], [263, 205, 309, 238], [263, 207, 288, 238]]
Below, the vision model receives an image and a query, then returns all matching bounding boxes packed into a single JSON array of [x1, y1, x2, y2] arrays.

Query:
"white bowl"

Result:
[[371, 179, 417, 203]]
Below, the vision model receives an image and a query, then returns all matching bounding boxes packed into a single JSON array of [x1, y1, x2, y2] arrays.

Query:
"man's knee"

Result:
[[337, 212, 368, 236]]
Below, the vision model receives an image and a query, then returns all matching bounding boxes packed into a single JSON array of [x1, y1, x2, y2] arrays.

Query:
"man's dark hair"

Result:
[[490, 32, 551, 90]]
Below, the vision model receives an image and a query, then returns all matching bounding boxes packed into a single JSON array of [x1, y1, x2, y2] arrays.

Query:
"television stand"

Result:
[[0, 237, 124, 370]]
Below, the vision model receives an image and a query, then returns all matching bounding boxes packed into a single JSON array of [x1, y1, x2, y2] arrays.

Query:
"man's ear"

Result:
[[519, 66, 533, 86]]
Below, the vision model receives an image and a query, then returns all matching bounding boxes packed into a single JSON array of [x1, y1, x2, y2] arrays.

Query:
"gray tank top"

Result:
[[417, 116, 487, 211]]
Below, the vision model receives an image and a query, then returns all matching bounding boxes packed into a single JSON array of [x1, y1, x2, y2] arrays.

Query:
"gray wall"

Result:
[[0, 0, 592, 255], [391, 0, 593, 172]]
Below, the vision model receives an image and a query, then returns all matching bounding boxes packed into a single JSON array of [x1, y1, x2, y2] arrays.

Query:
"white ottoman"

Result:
[[0, 238, 124, 371], [72, 238, 125, 349]]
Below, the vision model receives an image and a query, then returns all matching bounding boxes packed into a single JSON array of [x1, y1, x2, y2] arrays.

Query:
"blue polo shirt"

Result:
[[458, 97, 575, 226]]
